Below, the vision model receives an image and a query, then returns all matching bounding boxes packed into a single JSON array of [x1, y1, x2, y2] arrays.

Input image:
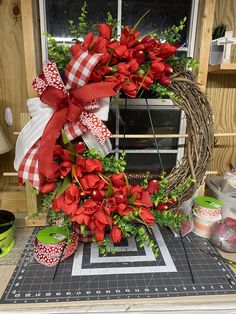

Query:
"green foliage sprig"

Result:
[[46, 33, 70, 71], [152, 17, 187, 43], [169, 55, 199, 71], [150, 82, 180, 101], [151, 209, 186, 231], [68, 1, 88, 40]]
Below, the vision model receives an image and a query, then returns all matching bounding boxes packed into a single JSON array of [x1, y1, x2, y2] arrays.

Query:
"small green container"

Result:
[[0, 210, 15, 258]]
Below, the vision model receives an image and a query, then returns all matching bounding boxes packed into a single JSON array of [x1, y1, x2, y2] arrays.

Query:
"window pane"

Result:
[[125, 153, 176, 172], [45, 0, 117, 37], [122, 0, 192, 46], [106, 105, 181, 150]]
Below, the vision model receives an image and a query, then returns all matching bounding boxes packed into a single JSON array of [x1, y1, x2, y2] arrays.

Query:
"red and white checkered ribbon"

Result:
[[65, 50, 102, 89], [15, 51, 114, 189]]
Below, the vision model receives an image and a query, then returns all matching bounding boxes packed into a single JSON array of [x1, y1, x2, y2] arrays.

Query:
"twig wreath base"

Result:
[[127, 70, 214, 205]]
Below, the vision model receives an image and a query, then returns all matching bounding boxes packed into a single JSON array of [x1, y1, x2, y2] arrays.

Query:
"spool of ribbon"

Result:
[[14, 50, 117, 188], [33, 226, 78, 267], [193, 196, 222, 219]]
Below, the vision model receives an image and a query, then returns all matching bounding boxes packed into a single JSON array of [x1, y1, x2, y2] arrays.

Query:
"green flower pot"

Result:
[[0, 210, 15, 258]]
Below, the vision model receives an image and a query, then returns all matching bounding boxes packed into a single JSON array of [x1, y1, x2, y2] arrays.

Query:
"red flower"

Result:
[[158, 75, 171, 85], [102, 197, 117, 215], [114, 186, 128, 204], [151, 60, 165, 78], [63, 202, 78, 216], [164, 64, 173, 75], [111, 173, 126, 188], [121, 80, 137, 98], [110, 225, 122, 244], [72, 213, 90, 225], [73, 164, 83, 179], [76, 199, 97, 215], [41, 181, 57, 194], [137, 75, 153, 90], [147, 180, 159, 195], [85, 158, 103, 173], [80, 174, 106, 191], [117, 203, 133, 216], [117, 62, 131, 75], [75, 142, 86, 154], [76, 156, 86, 168], [139, 208, 155, 225], [120, 26, 140, 48], [158, 43, 178, 59], [129, 59, 140, 72], [135, 51, 146, 64], [59, 161, 72, 177], [91, 190, 105, 202], [130, 185, 153, 208], [114, 45, 129, 58], [98, 23, 112, 40], [90, 66, 106, 82], [155, 203, 169, 211], [83, 32, 94, 49], [52, 194, 64, 212], [65, 184, 80, 205], [70, 42, 83, 56], [94, 227, 105, 243], [95, 209, 110, 225]]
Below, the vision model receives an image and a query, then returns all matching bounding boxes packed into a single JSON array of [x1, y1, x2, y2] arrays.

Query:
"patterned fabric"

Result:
[[33, 61, 66, 95], [65, 50, 102, 90], [34, 232, 79, 267], [73, 223, 94, 244], [80, 111, 112, 144], [18, 142, 40, 188]]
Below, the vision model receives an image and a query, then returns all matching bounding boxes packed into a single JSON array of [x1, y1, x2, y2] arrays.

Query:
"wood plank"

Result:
[[0, 191, 27, 213], [207, 74, 236, 173], [0, 0, 28, 190], [213, 0, 236, 63], [208, 63, 236, 73], [206, 0, 236, 174], [197, 0, 216, 91], [20, 0, 38, 98]]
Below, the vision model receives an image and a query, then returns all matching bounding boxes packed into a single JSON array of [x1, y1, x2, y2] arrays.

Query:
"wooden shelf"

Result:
[[208, 63, 236, 74]]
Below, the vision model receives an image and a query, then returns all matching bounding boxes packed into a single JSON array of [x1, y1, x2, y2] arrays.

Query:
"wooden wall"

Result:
[[0, 0, 28, 191], [207, 0, 236, 174]]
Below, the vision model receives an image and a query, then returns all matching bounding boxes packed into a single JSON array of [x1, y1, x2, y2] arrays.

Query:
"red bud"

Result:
[[41, 182, 57, 194], [91, 190, 104, 202], [79, 191, 87, 199], [158, 75, 171, 85], [147, 180, 159, 195], [155, 203, 168, 211], [110, 225, 122, 244], [164, 63, 173, 74]]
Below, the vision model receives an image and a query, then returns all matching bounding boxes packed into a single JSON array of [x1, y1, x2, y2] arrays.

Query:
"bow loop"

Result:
[[40, 86, 68, 110]]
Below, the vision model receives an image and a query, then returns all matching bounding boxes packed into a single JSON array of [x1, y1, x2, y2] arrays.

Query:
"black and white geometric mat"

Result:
[[1, 225, 236, 304]]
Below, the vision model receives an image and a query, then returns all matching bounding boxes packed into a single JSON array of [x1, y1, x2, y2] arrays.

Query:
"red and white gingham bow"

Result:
[[15, 51, 116, 189]]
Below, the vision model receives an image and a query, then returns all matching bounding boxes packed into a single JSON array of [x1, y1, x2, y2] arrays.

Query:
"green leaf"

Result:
[[80, 224, 86, 234], [56, 176, 70, 198], [105, 182, 114, 198], [128, 193, 137, 205]]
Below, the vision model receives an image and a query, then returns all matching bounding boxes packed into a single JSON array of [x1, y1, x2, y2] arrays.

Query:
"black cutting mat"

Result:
[[1, 225, 236, 304]]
